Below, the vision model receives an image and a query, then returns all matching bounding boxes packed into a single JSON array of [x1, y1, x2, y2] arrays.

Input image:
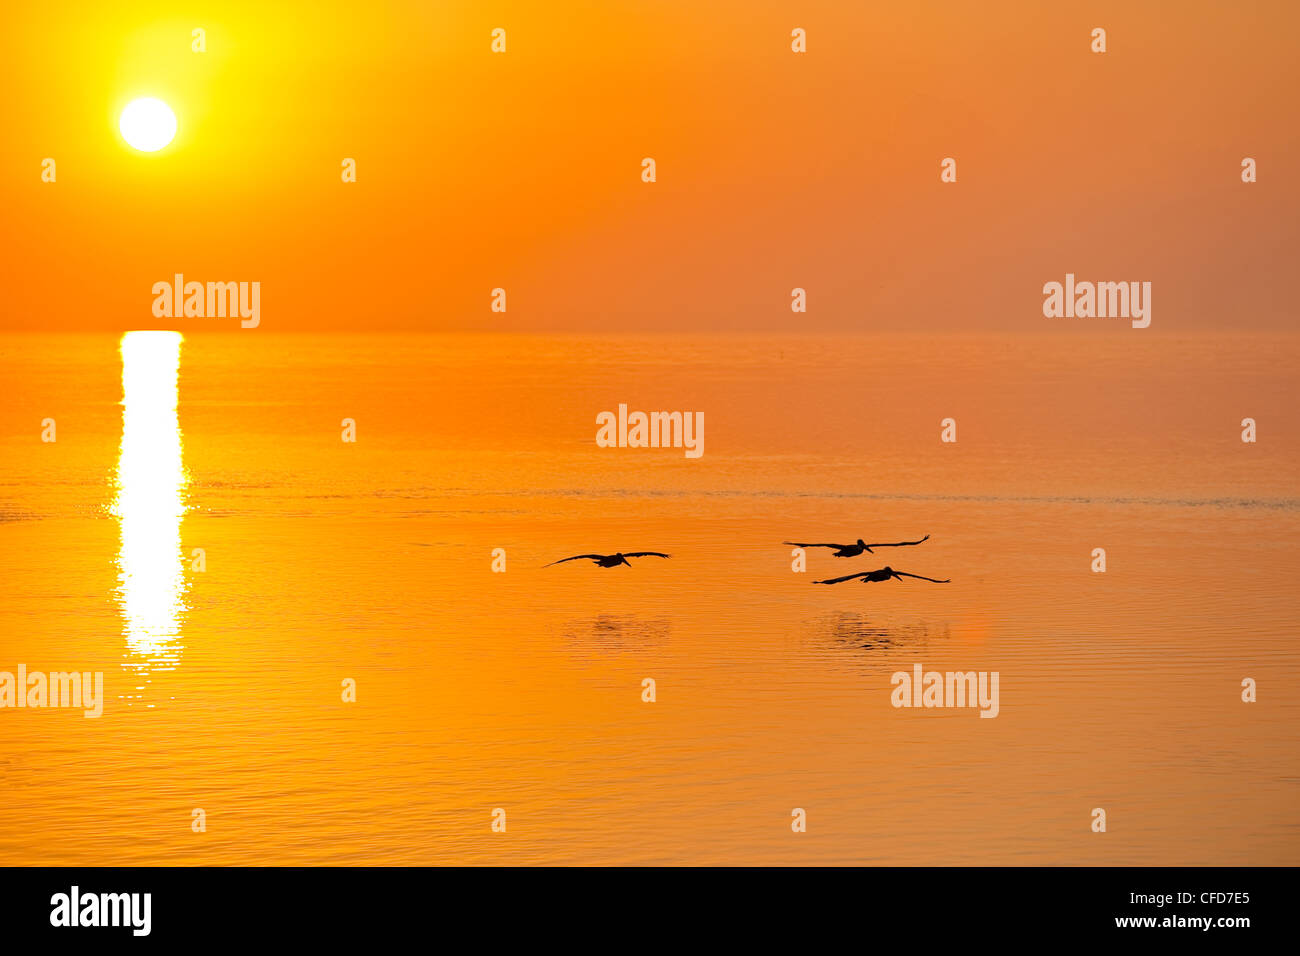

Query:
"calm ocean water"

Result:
[[1, 332, 1297, 864]]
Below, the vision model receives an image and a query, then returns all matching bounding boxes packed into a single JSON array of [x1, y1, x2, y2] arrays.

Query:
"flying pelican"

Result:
[[814, 566, 950, 585], [784, 535, 930, 558], [544, 552, 671, 568]]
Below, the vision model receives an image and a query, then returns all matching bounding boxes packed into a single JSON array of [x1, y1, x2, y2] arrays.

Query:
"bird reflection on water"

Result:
[[561, 614, 671, 659]]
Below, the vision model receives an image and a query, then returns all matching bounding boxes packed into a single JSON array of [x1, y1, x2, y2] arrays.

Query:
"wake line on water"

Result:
[[442, 488, 1300, 511], [8, 489, 1295, 523]]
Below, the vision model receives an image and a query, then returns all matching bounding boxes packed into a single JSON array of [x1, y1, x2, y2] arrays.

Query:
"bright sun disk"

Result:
[[119, 97, 177, 152]]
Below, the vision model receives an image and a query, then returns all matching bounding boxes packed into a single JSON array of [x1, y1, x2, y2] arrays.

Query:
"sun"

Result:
[[119, 97, 177, 152]]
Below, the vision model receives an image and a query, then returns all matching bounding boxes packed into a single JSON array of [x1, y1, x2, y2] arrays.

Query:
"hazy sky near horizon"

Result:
[[2, 0, 1297, 333]]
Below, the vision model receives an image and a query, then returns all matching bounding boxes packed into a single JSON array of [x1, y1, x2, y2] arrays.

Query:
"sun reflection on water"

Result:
[[111, 331, 189, 702]]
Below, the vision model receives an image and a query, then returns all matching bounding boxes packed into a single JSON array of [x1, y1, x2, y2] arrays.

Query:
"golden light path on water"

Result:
[[111, 331, 188, 703]]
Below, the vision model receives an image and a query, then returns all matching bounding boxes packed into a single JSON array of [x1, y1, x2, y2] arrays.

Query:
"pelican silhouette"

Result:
[[814, 566, 949, 585], [784, 535, 929, 558], [545, 552, 671, 568]]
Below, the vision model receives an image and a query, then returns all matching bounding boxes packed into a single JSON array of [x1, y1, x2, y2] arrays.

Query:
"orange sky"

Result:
[[2, 0, 1297, 332]]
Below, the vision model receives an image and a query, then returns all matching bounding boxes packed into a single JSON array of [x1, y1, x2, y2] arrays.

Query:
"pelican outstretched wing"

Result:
[[813, 572, 870, 585], [623, 552, 671, 559], [864, 535, 930, 549], [544, 554, 606, 567], [893, 571, 949, 583], [784, 541, 851, 550]]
